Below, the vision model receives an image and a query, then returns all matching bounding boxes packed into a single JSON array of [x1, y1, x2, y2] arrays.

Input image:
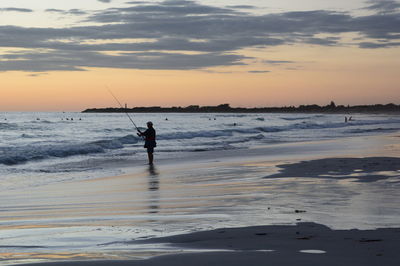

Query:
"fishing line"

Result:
[[107, 87, 140, 132]]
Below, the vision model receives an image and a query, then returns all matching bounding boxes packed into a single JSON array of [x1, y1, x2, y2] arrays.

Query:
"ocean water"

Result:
[[1, 112, 400, 264], [0, 112, 400, 190]]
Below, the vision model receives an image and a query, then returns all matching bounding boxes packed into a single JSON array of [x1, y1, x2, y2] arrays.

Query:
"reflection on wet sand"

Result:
[[147, 164, 160, 214]]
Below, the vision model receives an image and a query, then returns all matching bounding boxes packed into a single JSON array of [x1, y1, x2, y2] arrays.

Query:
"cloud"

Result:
[[304, 37, 339, 46], [46, 9, 64, 13], [0, 50, 246, 72], [0, 7, 33, 12], [0, 0, 399, 72], [85, 3, 400, 42], [364, 0, 400, 14], [226, 5, 255, 9], [248, 70, 270, 74], [28, 73, 48, 77], [358, 41, 400, 48], [45, 8, 87, 15], [68, 9, 88, 15], [89, 0, 236, 21], [264, 60, 295, 65], [125, 1, 148, 4]]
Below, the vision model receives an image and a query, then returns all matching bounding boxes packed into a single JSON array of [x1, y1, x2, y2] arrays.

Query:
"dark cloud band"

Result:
[[0, 7, 33, 12], [0, 50, 245, 72], [0, 0, 399, 72]]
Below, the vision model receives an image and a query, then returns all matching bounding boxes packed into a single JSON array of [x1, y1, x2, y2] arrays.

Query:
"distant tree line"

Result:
[[82, 102, 400, 113]]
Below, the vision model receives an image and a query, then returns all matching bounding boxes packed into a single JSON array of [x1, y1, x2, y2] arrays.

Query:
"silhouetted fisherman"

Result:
[[137, 121, 157, 165]]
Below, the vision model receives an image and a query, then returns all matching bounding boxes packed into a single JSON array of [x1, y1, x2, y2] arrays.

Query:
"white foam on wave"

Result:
[[0, 134, 139, 165]]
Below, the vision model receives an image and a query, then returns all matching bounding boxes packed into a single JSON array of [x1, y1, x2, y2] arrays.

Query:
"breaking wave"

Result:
[[0, 134, 139, 165], [157, 118, 400, 140]]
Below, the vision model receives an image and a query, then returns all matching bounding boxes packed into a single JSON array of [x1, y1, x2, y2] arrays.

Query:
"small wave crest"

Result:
[[281, 116, 310, 121], [0, 122, 18, 130], [21, 133, 34, 138], [30, 120, 55, 124], [346, 127, 400, 134], [93, 128, 130, 133]]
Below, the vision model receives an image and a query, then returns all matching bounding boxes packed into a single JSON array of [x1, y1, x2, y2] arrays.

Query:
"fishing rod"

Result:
[[107, 88, 141, 132]]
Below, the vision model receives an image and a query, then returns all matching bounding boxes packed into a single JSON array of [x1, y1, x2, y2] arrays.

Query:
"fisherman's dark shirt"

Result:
[[142, 128, 156, 148]]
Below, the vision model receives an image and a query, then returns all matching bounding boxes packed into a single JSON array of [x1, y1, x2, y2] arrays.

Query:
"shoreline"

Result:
[[103, 133, 400, 174]]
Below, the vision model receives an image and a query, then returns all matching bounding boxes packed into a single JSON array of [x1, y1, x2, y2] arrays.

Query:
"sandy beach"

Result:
[[15, 222, 400, 266], [1, 134, 400, 265], [1, 0, 400, 264]]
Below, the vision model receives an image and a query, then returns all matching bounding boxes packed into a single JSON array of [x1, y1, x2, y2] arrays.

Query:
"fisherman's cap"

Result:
[[147, 121, 153, 125]]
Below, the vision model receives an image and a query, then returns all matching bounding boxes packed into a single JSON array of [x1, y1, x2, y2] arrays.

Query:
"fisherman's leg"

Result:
[[147, 148, 154, 164]]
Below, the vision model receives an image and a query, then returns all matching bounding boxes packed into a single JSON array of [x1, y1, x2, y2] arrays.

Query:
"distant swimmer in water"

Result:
[[137, 121, 157, 165], [165, 118, 168, 121]]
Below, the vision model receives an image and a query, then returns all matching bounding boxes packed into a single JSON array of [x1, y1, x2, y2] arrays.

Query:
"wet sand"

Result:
[[16, 222, 400, 266], [1, 134, 400, 265]]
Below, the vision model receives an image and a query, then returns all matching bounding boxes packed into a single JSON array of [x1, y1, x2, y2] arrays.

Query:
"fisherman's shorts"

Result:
[[144, 140, 156, 153]]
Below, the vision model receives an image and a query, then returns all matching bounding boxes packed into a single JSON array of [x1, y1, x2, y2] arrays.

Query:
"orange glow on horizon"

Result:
[[1, 45, 399, 111]]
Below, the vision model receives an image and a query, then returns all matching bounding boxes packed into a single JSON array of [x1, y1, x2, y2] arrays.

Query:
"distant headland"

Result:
[[82, 102, 400, 113]]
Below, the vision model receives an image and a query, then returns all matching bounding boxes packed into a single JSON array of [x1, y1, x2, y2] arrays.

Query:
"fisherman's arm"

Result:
[[137, 129, 148, 137]]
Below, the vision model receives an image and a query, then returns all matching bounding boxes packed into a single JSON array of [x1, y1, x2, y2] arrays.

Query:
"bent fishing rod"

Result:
[[107, 88, 141, 132]]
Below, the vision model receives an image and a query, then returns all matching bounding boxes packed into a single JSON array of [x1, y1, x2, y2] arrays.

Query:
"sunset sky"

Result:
[[0, 0, 399, 111]]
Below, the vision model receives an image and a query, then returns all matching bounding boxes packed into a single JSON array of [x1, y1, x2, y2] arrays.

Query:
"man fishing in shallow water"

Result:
[[137, 121, 156, 165]]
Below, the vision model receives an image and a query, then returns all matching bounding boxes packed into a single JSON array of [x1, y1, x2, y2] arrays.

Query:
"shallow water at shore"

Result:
[[1, 112, 400, 191]]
